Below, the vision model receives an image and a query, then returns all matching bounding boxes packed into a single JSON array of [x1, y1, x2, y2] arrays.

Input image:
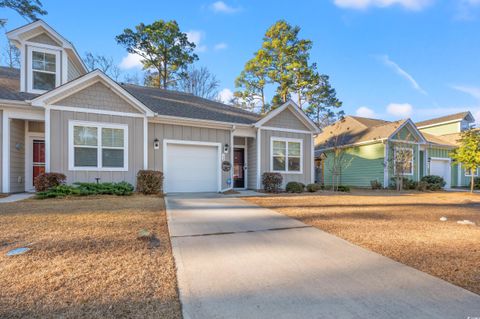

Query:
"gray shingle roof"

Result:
[[0, 67, 39, 101], [0, 67, 259, 124], [120, 84, 260, 124]]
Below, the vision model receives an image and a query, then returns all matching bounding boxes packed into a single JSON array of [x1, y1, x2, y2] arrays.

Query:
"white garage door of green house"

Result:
[[430, 158, 451, 189], [164, 141, 221, 193]]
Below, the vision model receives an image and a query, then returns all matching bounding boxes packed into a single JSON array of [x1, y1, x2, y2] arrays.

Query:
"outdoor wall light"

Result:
[[224, 143, 229, 153], [427, 157, 431, 163], [153, 138, 160, 150]]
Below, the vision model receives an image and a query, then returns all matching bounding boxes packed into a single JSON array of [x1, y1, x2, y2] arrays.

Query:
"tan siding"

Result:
[[67, 58, 82, 81], [28, 32, 61, 46], [234, 136, 245, 145], [10, 120, 25, 193], [260, 130, 313, 187], [0, 111, 2, 193], [28, 121, 45, 133], [264, 108, 310, 131], [247, 137, 257, 189], [49, 110, 145, 186], [148, 123, 232, 190], [55, 82, 142, 113]]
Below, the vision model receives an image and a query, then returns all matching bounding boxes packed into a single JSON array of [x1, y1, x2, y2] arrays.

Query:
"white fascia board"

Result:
[[149, 114, 252, 130]]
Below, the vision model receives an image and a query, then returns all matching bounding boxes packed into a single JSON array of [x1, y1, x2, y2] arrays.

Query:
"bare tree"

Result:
[[386, 131, 415, 191], [83, 52, 122, 80], [123, 72, 140, 85], [175, 66, 219, 99], [2, 43, 20, 68]]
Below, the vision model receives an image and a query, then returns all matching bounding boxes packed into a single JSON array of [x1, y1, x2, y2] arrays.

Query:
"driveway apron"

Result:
[[166, 194, 480, 319]]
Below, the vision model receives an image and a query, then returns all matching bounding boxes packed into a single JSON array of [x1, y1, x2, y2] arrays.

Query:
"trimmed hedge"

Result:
[[36, 182, 134, 199], [306, 183, 322, 192], [286, 181, 304, 193], [262, 172, 283, 193], [475, 177, 480, 190], [136, 170, 164, 195], [34, 173, 66, 192], [420, 175, 446, 191]]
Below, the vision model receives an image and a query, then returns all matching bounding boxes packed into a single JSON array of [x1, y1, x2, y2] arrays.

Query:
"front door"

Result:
[[233, 148, 245, 188], [32, 139, 45, 188]]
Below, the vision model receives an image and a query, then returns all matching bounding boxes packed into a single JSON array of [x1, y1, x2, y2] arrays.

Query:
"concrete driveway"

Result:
[[166, 194, 480, 319]]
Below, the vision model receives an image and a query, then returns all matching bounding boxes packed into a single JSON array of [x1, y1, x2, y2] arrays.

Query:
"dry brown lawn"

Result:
[[0, 195, 182, 319], [246, 191, 480, 295]]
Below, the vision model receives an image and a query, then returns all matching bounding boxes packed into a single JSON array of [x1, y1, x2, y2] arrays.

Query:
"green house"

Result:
[[315, 112, 477, 189]]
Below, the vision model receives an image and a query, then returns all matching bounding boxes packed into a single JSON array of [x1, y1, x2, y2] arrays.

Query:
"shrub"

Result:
[[34, 173, 66, 192], [391, 178, 417, 190], [420, 175, 446, 191], [475, 177, 480, 190], [262, 172, 283, 193], [136, 170, 164, 195], [370, 180, 382, 190], [416, 180, 429, 192], [336, 185, 350, 192], [36, 182, 134, 199], [306, 183, 322, 192], [286, 181, 304, 193]]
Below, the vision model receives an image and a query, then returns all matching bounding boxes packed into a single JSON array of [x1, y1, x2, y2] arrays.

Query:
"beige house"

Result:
[[0, 20, 319, 194]]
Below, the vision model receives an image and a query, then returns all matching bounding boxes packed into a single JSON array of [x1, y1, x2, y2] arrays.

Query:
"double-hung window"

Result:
[[394, 147, 414, 176], [28, 46, 60, 93], [69, 121, 128, 171], [465, 167, 479, 177], [271, 137, 303, 173]]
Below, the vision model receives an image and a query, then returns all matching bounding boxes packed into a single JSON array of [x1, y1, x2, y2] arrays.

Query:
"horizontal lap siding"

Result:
[[419, 122, 460, 135], [323, 143, 385, 188], [260, 130, 312, 186], [10, 120, 25, 193], [148, 123, 231, 190], [0, 111, 2, 192], [50, 110, 144, 185]]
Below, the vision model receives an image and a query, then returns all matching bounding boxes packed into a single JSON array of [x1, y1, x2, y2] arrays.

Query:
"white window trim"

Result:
[[68, 120, 129, 171], [464, 167, 479, 177], [27, 46, 61, 94], [394, 147, 414, 176], [270, 137, 303, 174]]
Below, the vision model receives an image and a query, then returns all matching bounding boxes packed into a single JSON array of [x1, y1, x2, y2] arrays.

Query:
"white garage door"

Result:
[[430, 159, 451, 188], [165, 143, 219, 193]]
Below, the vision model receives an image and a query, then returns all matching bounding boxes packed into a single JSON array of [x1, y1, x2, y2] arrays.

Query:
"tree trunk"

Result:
[[471, 168, 475, 193]]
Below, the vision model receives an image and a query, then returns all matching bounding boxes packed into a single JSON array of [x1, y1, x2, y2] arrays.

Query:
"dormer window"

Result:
[[27, 46, 60, 93]]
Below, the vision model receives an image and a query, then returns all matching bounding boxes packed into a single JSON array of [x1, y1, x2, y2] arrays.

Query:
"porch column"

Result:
[[2, 113, 10, 193]]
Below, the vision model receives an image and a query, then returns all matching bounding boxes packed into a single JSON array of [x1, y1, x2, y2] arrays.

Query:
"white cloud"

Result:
[[218, 88, 234, 104], [378, 55, 427, 95], [451, 85, 480, 100], [333, 0, 433, 10], [387, 103, 413, 118], [210, 1, 241, 13], [356, 106, 376, 118], [214, 42, 228, 50], [186, 30, 207, 52], [119, 53, 143, 70]]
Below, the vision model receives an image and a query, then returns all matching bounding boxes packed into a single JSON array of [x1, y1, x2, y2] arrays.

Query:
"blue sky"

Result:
[[2, 0, 480, 123]]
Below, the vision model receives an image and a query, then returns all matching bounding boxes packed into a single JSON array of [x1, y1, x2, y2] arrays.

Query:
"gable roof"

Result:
[[6, 19, 87, 74], [255, 100, 320, 133], [316, 116, 428, 150], [121, 84, 260, 125], [416, 111, 474, 128], [421, 132, 457, 147]]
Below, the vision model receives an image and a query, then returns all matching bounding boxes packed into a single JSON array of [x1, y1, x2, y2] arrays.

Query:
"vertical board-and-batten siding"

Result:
[[263, 108, 310, 131], [323, 143, 385, 188], [49, 110, 144, 185], [54, 82, 141, 113], [10, 119, 25, 193], [0, 110, 2, 192], [148, 123, 231, 190], [247, 137, 257, 189], [260, 130, 312, 186]]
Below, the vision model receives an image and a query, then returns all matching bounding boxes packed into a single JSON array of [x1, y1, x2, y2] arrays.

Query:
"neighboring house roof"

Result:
[[120, 84, 261, 125], [416, 111, 473, 127], [315, 116, 408, 149], [0, 67, 39, 101]]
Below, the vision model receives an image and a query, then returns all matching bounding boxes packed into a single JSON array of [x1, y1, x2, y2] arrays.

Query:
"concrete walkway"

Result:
[[166, 194, 480, 319], [0, 193, 34, 203]]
